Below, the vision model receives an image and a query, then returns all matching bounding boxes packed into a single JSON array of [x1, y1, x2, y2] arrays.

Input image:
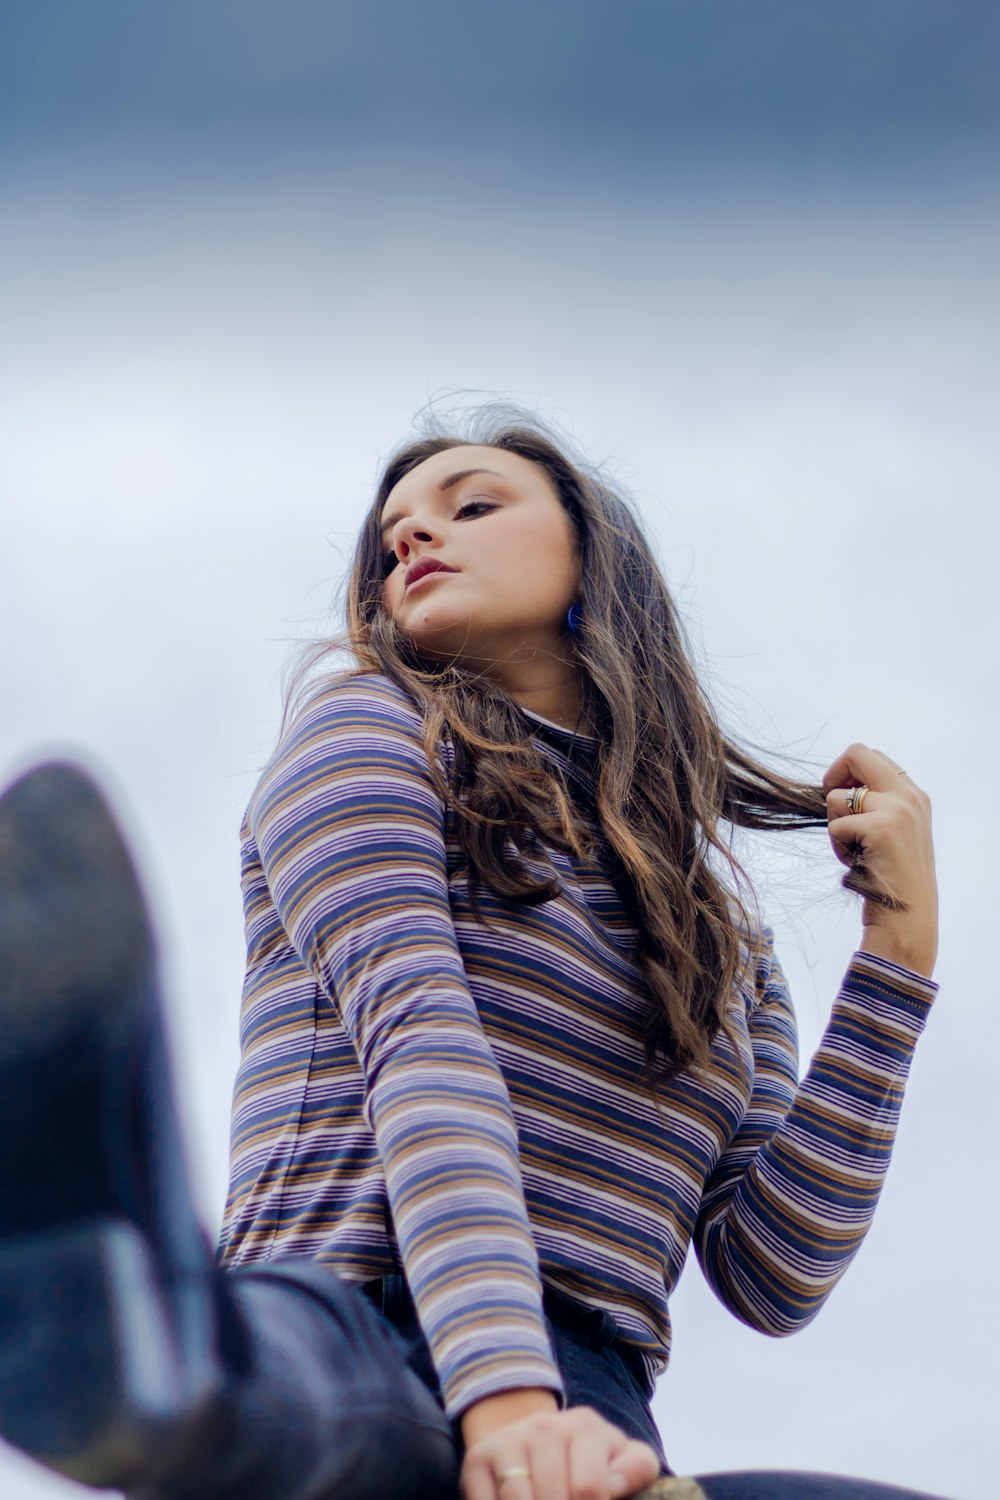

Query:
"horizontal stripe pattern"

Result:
[[694, 952, 933, 1330], [218, 673, 936, 1417]]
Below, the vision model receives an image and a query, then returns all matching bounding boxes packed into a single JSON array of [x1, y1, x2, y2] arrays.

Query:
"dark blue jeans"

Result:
[[362, 1275, 951, 1500], [161, 1260, 951, 1500], [363, 1271, 669, 1471]]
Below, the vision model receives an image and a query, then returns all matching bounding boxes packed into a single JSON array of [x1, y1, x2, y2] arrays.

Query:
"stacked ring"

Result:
[[846, 785, 870, 815]]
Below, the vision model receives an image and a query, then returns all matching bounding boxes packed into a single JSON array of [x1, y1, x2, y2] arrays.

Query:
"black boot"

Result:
[[0, 762, 462, 1500], [0, 762, 223, 1489]]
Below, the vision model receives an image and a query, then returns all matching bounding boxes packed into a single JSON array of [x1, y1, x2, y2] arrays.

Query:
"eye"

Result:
[[456, 499, 497, 519]]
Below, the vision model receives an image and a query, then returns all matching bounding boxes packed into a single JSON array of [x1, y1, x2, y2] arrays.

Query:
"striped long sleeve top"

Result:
[[218, 672, 937, 1420]]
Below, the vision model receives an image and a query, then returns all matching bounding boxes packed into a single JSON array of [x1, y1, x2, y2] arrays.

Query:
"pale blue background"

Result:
[[2, 5, 997, 1497]]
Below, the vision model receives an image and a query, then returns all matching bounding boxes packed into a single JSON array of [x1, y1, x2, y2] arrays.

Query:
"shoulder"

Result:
[[289, 671, 426, 739], [250, 672, 439, 823], [272, 671, 432, 766]]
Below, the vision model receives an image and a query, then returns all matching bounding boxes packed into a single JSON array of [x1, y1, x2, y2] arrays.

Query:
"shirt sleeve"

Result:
[[247, 674, 564, 1418], [694, 928, 937, 1334]]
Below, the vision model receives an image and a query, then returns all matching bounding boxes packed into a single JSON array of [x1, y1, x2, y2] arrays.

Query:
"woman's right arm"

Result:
[[248, 675, 563, 1422]]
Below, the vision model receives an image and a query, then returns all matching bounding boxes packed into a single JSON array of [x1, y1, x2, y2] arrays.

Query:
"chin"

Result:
[[405, 608, 463, 631], [402, 618, 478, 661]]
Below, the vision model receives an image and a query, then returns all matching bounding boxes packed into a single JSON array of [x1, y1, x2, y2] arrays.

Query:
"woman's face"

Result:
[[379, 445, 581, 672]]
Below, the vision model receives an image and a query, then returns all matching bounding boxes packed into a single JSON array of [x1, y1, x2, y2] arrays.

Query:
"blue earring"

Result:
[[567, 603, 583, 633]]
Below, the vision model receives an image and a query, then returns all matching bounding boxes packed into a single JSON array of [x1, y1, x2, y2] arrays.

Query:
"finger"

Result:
[[826, 810, 871, 871], [827, 812, 875, 853], [522, 1428, 570, 1500], [824, 785, 884, 821], [822, 742, 906, 795], [459, 1449, 495, 1500], [826, 816, 910, 912], [605, 1437, 662, 1496], [827, 799, 899, 851], [461, 1448, 532, 1500], [563, 1417, 618, 1500], [493, 1468, 534, 1500]]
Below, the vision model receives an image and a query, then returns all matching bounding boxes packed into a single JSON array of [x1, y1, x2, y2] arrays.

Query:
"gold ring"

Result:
[[497, 1469, 531, 1484], [853, 785, 870, 814], [896, 768, 908, 777]]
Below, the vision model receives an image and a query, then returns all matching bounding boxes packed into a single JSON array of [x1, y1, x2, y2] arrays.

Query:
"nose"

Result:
[[391, 513, 440, 561]]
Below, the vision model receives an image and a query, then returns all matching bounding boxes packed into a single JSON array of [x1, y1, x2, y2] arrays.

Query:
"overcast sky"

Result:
[[2, 5, 998, 1499]]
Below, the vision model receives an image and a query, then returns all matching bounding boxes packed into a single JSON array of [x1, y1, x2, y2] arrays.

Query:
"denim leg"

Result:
[[550, 1318, 668, 1472], [133, 1261, 461, 1500], [370, 1274, 669, 1473], [692, 1474, 951, 1500], [364, 1280, 957, 1500]]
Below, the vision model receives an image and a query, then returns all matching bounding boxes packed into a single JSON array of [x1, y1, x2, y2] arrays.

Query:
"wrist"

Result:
[[859, 928, 937, 981], [460, 1387, 559, 1447]]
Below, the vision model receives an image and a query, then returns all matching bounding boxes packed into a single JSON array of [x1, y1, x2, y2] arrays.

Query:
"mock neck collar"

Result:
[[520, 707, 599, 744]]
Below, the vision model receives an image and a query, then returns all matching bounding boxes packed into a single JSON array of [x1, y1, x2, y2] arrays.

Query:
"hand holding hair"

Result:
[[823, 743, 938, 979]]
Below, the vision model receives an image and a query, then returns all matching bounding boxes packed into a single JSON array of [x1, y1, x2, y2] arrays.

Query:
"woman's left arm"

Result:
[[694, 745, 939, 1334]]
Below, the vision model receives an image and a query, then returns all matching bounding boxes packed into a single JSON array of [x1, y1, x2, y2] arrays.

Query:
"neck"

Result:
[[487, 653, 591, 734]]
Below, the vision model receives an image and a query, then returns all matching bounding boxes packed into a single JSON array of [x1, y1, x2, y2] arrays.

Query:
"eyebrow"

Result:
[[379, 467, 506, 537]]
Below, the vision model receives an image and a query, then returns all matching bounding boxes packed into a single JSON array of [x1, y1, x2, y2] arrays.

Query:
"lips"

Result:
[[403, 558, 458, 591]]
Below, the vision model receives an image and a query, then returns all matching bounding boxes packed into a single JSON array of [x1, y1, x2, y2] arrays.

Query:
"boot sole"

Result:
[[0, 1218, 189, 1483]]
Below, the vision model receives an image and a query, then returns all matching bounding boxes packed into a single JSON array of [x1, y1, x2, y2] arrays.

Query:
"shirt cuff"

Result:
[[833, 950, 938, 1057], [444, 1347, 566, 1423]]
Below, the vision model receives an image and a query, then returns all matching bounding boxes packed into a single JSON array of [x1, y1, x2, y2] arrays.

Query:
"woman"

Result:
[[0, 410, 942, 1500]]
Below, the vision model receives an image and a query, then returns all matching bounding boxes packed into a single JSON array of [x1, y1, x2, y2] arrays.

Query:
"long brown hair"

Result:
[[298, 408, 835, 1085]]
